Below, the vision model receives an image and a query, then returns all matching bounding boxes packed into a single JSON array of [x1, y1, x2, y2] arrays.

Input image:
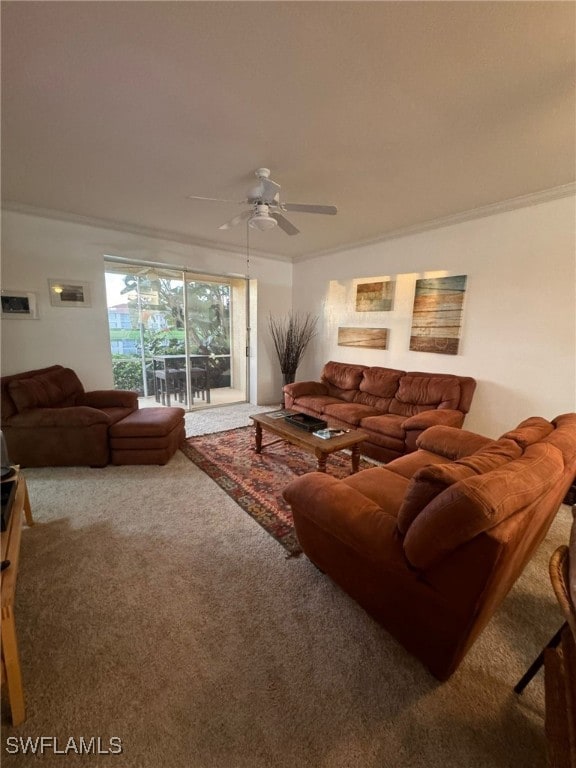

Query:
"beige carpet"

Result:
[[1, 448, 571, 768], [185, 403, 276, 436]]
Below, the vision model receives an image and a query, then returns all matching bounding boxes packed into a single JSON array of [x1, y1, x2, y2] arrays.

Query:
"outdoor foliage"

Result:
[[112, 357, 146, 393], [186, 283, 231, 355], [142, 329, 186, 356], [120, 275, 231, 355], [121, 275, 185, 329], [108, 272, 234, 392]]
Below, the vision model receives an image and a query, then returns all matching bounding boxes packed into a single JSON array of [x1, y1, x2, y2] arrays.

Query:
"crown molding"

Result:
[[1, 201, 292, 263], [3, 182, 574, 265], [294, 182, 576, 262]]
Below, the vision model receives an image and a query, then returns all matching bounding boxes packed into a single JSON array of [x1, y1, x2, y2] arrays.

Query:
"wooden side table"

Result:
[[1, 467, 33, 726]]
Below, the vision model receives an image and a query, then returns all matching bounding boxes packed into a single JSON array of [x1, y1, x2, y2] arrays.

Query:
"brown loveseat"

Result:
[[283, 413, 576, 680], [1, 365, 138, 467], [283, 361, 477, 462]]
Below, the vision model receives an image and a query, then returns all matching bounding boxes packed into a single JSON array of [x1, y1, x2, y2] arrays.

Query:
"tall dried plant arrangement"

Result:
[[268, 312, 318, 384]]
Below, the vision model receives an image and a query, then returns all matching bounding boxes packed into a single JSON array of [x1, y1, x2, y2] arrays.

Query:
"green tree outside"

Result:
[[109, 273, 231, 391]]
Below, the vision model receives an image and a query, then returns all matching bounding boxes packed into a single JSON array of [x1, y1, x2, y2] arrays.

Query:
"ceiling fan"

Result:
[[186, 168, 337, 235]]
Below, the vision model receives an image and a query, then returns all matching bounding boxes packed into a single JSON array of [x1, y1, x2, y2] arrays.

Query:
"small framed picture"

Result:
[[1, 291, 39, 319], [48, 279, 91, 308]]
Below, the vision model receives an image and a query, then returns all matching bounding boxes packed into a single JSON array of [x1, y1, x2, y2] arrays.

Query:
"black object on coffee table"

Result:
[[285, 412, 328, 432]]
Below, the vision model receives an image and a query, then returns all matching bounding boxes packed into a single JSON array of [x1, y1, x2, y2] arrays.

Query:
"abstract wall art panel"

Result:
[[409, 275, 467, 355], [356, 281, 395, 311], [338, 327, 389, 349]]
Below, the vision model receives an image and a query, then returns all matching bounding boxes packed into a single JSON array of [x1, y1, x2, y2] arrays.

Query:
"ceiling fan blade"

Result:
[[186, 195, 244, 203], [260, 176, 281, 202], [271, 212, 300, 236], [218, 210, 252, 230], [282, 203, 337, 215]]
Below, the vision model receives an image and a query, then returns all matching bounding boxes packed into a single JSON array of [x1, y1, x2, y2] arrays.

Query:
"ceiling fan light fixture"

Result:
[[249, 214, 277, 232], [248, 203, 277, 232]]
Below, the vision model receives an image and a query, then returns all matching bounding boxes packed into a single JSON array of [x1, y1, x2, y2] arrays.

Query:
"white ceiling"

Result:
[[2, 1, 575, 259]]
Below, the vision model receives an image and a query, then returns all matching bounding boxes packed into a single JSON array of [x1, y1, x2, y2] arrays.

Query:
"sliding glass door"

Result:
[[104, 261, 248, 409]]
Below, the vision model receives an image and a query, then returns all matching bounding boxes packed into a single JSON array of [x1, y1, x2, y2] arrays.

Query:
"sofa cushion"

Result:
[[403, 442, 565, 569], [292, 395, 343, 414], [389, 374, 463, 417], [322, 402, 381, 426], [359, 413, 406, 441], [457, 438, 522, 471], [416, 426, 493, 460], [8, 367, 84, 411], [397, 463, 476, 535], [501, 416, 554, 448], [99, 407, 138, 425], [1, 365, 63, 421], [322, 361, 366, 390], [396, 438, 523, 534], [385, 450, 452, 479], [283, 472, 404, 565], [321, 361, 366, 402], [9, 379, 48, 412], [354, 431, 405, 453], [343, 466, 410, 516], [109, 407, 185, 437], [543, 414, 576, 465], [355, 367, 404, 410]]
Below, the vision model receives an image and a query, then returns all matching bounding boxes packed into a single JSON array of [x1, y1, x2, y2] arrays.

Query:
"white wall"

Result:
[[292, 196, 576, 438], [0, 210, 292, 404], [3, 198, 575, 432]]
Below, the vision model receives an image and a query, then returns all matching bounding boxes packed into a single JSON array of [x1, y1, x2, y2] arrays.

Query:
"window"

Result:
[[104, 261, 248, 410]]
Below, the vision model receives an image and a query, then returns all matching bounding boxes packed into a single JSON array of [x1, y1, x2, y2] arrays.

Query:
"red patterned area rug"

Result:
[[180, 426, 373, 557]]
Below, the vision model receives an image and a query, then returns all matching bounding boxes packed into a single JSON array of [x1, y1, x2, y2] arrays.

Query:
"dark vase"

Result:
[[281, 371, 296, 408]]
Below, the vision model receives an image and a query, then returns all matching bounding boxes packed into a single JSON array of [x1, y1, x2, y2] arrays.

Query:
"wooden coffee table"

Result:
[[250, 411, 368, 474]]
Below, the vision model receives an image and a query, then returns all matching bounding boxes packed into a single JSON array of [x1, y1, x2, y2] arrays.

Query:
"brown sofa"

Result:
[[283, 361, 477, 462], [283, 413, 576, 680], [1, 365, 138, 467]]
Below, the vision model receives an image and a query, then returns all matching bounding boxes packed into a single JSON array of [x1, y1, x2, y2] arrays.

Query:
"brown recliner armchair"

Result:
[[283, 414, 576, 680], [1, 365, 138, 467]]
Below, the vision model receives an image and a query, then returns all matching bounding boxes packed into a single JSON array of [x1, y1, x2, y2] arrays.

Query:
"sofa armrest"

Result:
[[283, 381, 328, 398], [283, 472, 404, 565], [415, 425, 493, 460], [402, 411, 469, 454], [402, 409, 465, 431], [7, 407, 111, 429], [79, 390, 139, 409]]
